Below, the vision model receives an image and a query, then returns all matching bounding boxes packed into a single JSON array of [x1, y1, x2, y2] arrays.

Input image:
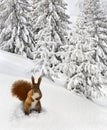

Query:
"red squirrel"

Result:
[[11, 76, 42, 115]]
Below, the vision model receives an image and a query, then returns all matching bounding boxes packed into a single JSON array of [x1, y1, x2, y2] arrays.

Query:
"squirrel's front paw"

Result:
[[24, 111, 29, 115]]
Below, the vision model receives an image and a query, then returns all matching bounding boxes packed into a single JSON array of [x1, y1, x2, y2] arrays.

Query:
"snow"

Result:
[[0, 50, 35, 77], [0, 51, 107, 130]]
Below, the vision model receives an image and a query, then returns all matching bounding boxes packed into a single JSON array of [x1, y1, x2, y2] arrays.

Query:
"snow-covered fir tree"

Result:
[[32, 0, 71, 79], [63, 0, 106, 99], [81, 0, 107, 70], [0, 0, 34, 59]]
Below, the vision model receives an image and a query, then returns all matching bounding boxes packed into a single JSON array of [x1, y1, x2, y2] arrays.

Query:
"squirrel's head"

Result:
[[31, 76, 42, 92]]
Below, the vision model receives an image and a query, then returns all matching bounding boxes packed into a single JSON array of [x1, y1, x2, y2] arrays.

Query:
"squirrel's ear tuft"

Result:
[[37, 76, 42, 87], [31, 76, 35, 85]]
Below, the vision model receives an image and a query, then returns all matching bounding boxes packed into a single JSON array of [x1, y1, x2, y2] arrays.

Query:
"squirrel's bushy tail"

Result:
[[11, 80, 32, 101]]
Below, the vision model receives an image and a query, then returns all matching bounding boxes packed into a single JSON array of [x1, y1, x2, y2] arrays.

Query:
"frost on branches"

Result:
[[0, 0, 34, 59], [32, 0, 71, 79], [66, 13, 104, 99]]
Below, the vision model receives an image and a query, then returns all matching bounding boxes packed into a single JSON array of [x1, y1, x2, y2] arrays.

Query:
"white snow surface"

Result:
[[0, 51, 107, 130], [0, 50, 35, 77]]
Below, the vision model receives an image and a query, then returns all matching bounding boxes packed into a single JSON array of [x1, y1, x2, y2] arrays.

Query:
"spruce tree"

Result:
[[32, 0, 71, 79], [65, 0, 106, 99], [81, 0, 107, 69], [0, 0, 34, 59]]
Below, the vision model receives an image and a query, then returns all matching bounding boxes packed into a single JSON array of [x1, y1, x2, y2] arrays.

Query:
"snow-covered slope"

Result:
[[0, 51, 107, 130], [0, 50, 35, 77], [1, 73, 107, 130]]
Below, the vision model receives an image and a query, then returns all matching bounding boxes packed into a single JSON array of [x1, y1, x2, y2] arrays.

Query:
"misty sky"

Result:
[[66, 0, 80, 25], [66, 0, 80, 17]]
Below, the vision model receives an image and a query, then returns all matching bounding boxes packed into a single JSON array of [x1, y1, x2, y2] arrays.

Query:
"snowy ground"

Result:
[[0, 50, 35, 78], [0, 51, 107, 130]]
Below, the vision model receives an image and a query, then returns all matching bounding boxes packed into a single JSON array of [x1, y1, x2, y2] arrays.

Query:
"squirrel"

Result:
[[11, 76, 42, 115]]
